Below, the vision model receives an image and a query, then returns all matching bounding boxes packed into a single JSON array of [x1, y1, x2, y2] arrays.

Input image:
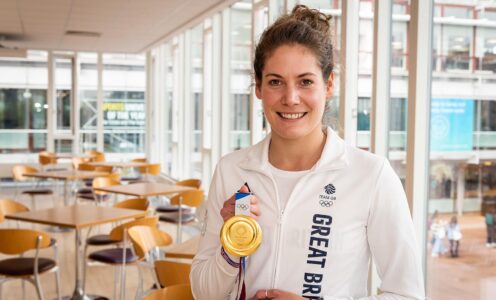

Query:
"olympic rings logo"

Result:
[[236, 204, 249, 210], [319, 200, 333, 207]]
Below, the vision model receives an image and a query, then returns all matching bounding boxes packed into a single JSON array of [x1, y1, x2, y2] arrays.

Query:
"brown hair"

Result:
[[254, 5, 334, 86]]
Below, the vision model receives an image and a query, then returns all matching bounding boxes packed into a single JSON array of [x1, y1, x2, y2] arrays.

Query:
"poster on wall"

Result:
[[430, 98, 474, 152], [103, 101, 145, 127]]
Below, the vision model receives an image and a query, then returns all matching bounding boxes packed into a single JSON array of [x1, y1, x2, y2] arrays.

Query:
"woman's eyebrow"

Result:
[[264, 72, 317, 78]]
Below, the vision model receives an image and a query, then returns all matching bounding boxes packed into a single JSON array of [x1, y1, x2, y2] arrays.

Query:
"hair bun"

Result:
[[291, 5, 332, 35]]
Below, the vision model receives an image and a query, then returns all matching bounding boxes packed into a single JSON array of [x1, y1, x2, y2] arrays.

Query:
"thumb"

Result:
[[238, 183, 250, 193]]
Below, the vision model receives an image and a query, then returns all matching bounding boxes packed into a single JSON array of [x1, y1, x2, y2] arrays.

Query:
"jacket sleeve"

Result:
[[324, 160, 425, 300], [190, 160, 240, 300]]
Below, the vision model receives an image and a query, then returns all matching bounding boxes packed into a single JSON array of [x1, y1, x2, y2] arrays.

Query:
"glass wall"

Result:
[[0, 51, 48, 154], [79, 52, 98, 152], [427, 1, 496, 299], [229, 2, 252, 152], [102, 54, 146, 153]]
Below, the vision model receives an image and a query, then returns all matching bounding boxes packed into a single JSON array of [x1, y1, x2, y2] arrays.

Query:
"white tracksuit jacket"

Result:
[[191, 128, 425, 300]]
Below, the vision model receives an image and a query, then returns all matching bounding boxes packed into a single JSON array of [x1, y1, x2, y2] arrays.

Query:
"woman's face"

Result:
[[256, 44, 333, 142]]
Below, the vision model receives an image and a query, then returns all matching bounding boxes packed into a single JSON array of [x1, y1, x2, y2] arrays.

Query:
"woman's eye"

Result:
[[301, 79, 313, 86], [268, 79, 281, 86]]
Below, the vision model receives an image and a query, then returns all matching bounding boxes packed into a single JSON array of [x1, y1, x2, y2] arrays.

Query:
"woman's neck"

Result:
[[268, 128, 327, 171]]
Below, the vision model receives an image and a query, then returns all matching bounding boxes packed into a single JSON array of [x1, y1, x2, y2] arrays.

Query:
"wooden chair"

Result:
[[84, 216, 158, 300], [38, 151, 66, 172], [126, 163, 161, 184], [76, 176, 120, 205], [113, 198, 149, 211], [85, 150, 105, 162], [12, 166, 54, 210], [0, 198, 29, 225], [154, 260, 191, 288], [156, 178, 201, 214], [127, 225, 174, 299], [175, 179, 201, 189], [143, 284, 193, 300], [132, 158, 147, 163], [0, 229, 61, 300], [158, 190, 204, 243], [77, 163, 96, 171]]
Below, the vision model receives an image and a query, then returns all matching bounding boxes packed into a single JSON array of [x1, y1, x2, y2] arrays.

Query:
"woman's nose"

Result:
[[282, 86, 300, 106]]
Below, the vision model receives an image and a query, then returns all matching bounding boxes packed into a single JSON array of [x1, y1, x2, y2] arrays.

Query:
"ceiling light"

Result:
[[65, 30, 101, 38]]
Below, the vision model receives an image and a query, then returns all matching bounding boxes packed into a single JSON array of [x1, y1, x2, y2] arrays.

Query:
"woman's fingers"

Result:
[[220, 195, 235, 222]]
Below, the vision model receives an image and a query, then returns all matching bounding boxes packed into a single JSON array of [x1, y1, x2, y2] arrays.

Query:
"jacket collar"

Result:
[[238, 127, 349, 174]]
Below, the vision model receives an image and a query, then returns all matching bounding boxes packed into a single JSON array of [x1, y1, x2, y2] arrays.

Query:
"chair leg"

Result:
[[135, 265, 144, 300], [120, 264, 127, 300], [82, 243, 89, 290], [34, 275, 45, 300], [31, 195, 36, 211], [55, 269, 61, 300], [113, 266, 119, 300], [22, 279, 26, 300]]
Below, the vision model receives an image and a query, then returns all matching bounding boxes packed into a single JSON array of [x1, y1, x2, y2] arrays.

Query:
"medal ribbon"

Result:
[[236, 182, 251, 300]]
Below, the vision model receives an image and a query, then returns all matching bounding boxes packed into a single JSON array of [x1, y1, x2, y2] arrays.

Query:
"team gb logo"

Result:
[[324, 183, 336, 195]]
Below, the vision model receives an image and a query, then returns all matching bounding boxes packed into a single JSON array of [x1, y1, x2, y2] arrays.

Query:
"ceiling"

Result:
[[0, 0, 229, 54]]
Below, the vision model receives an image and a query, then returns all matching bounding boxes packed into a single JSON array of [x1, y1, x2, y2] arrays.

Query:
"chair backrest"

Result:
[[0, 198, 30, 215], [0, 199, 30, 223], [155, 260, 192, 287], [131, 158, 147, 163], [109, 216, 158, 242], [143, 284, 194, 300], [78, 163, 96, 171], [94, 166, 113, 173], [113, 198, 149, 211], [127, 225, 173, 259], [139, 163, 161, 175], [170, 190, 204, 208], [92, 177, 120, 195], [39, 151, 57, 166], [0, 229, 52, 254], [72, 157, 89, 170], [106, 172, 121, 182], [176, 179, 201, 189], [12, 165, 39, 181], [86, 150, 105, 162]]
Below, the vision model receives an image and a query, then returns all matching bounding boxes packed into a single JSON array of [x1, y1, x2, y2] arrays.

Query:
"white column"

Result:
[[370, 0, 392, 157], [456, 165, 465, 216], [97, 53, 104, 152], [208, 13, 223, 179], [369, 0, 392, 295], [406, 0, 433, 288], [220, 9, 231, 157], [183, 31, 193, 178], [145, 51, 156, 161], [73, 55, 80, 154], [47, 52, 55, 152], [338, 0, 359, 145]]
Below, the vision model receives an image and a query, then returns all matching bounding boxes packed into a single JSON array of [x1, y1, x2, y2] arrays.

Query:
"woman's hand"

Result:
[[249, 289, 306, 300], [220, 184, 261, 222]]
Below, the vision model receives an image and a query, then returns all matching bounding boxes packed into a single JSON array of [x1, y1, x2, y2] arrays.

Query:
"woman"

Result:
[[446, 215, 461, 257], [191, 5, 424, 300]]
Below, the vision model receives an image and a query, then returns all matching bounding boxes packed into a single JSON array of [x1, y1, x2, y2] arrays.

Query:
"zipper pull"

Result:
[[279, 209, 284, 224]]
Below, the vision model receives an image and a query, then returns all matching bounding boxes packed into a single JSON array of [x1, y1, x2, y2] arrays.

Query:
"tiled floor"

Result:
[[427, 213, 496, 300]]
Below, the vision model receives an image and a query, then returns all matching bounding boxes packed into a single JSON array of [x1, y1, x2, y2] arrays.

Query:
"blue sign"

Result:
[[430, 98, 474, 152]]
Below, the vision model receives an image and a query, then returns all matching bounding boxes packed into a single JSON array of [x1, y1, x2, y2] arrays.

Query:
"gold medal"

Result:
[[220, 215, 262, 257]]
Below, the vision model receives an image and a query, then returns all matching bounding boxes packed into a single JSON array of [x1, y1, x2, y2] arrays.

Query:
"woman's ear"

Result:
[[255, 81, 262, 99], [326, 72, 334, 98]]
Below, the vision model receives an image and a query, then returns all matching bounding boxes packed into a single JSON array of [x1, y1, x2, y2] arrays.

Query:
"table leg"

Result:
[[62, 229, 92, 300], [47, 180, 71, 233]]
